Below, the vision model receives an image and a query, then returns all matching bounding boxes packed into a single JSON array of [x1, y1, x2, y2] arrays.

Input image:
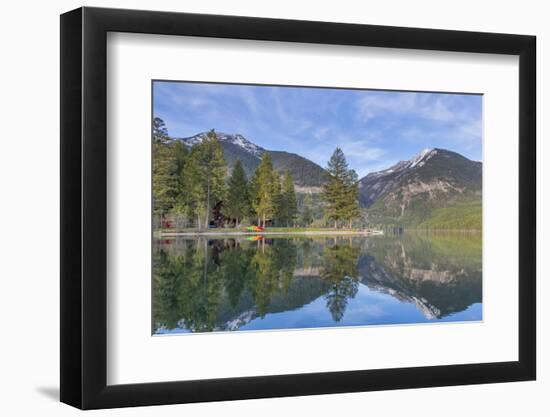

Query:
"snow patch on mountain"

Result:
[[363, 160, 409, 181], [362, 148, 438, 183], [177, 132, 266, 158], [409, 148, 437, 168]]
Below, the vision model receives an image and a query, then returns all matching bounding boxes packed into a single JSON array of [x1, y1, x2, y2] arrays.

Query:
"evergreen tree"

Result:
[[152, 117, 195, 228], [225, 160, 251, 227], [301, 194, 314, 226], [173, 141, 189, 174], [153, 143, 178, 217], [321, 148, 360, 228], [342, 169, 360, 228], [153, 117, 169, 143], [179, 156, 203, 227], [152, 118, 178, 224], [249, 172, 260, 226], [166, 141, 188, 227], [181, 130, 227, 229], [279, 170, 298, 227], [250, 153, 277, 227], [272, 171, 283, 226]]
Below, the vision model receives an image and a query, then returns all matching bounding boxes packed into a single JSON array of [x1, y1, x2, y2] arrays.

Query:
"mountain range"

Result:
[[175, 132, 326, 188], [174, 132, 482, 229]]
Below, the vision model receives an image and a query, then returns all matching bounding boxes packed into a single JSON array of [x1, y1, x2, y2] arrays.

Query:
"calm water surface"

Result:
[[153, 233, 482, 334]]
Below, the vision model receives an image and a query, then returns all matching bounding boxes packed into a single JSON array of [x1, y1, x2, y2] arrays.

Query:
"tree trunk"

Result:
[[197, 214, 201, 231], [205, 183, 210, 230], [262, 213, 266, 228], [334, 220, 338, 229], [349, 219, 352, 229]]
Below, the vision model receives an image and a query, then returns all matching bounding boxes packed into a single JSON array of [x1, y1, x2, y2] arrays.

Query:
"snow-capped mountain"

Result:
[[175, 132, 327, 188], [409, 147, 438, 168], [361, 148, 437, 181], [359, 148, 440, 206], [359, 148, 482, 226], [178, 132, 265, 158]]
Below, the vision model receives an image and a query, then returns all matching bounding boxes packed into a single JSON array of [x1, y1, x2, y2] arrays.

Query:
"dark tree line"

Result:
[[153, 118, 298, 229], [153, 117, 361, 230]]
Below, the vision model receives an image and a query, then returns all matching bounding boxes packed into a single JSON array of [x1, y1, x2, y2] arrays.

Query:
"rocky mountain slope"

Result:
[[359, 148, 482, 227]]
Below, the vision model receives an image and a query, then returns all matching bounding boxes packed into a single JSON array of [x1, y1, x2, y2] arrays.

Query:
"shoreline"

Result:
[[159, 230, 384, 237]]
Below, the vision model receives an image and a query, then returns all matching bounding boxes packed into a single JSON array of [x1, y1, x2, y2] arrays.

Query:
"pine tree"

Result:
[[343, 169, 360, 228], [152, 117, 178, 225], [153, 143, 178, 219], [182, 130, 227, 229], [172, 141, 189, 174], [250, 153, 277, 227], [153, 117, 169, 143], [225, 160, 250, 227], [272, 171, 283, 226], [321, 148, 360, 228], [280, 170, 298, 227], [179, 156, 203, 227]]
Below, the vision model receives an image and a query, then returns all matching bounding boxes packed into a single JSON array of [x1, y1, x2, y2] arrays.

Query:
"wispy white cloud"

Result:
[[238, 88, 261, 116], [357, 92, 478, 125], [313, 126, 329, 140], [400, 117, 481, 145], [291, 131, 387, 177], [358, 92, 418, 121], [454, 118, 482, 143]]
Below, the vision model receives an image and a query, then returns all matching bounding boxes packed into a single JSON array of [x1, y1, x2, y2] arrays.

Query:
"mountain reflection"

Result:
[[153, 233, 482, 334]]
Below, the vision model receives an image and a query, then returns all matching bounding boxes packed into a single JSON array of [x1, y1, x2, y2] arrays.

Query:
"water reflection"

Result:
[[153, 233, 482, 334]]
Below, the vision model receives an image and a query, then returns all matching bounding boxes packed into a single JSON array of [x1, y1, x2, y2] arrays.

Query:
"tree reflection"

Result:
[[217, 240, 253, 308], [175, 239, 224, 332], [320, 244, 361, 322], [250, 243, 278, 317], [152, 233, 481, 333], [249, 239, 298, 317], [153, 237, 300, 331]]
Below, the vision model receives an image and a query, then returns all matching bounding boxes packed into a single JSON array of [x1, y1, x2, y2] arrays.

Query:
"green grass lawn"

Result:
[[418, 202, 482, 230], [259, 227, 357, 232]]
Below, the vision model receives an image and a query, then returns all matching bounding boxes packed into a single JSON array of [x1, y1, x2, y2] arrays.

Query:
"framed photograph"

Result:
[[60, 7, 536, 409]]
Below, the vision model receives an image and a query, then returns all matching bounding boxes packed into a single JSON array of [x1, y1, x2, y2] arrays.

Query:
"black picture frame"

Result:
[[60, 6, 536, 410]]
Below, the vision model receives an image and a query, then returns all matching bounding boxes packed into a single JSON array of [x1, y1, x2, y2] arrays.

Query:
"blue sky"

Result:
[[153, 81, 482, 178]]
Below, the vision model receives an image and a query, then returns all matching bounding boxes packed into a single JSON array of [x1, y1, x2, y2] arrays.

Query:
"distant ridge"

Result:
[[175, 132, 327, 188], [359, 148, 482, 227]]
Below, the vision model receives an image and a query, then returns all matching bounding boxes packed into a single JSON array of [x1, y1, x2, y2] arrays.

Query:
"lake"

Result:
[[152, 232, 482, 334]]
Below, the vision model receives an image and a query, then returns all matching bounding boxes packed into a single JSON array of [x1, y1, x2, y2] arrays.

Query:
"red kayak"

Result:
[[246, 226, 265, 232]]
